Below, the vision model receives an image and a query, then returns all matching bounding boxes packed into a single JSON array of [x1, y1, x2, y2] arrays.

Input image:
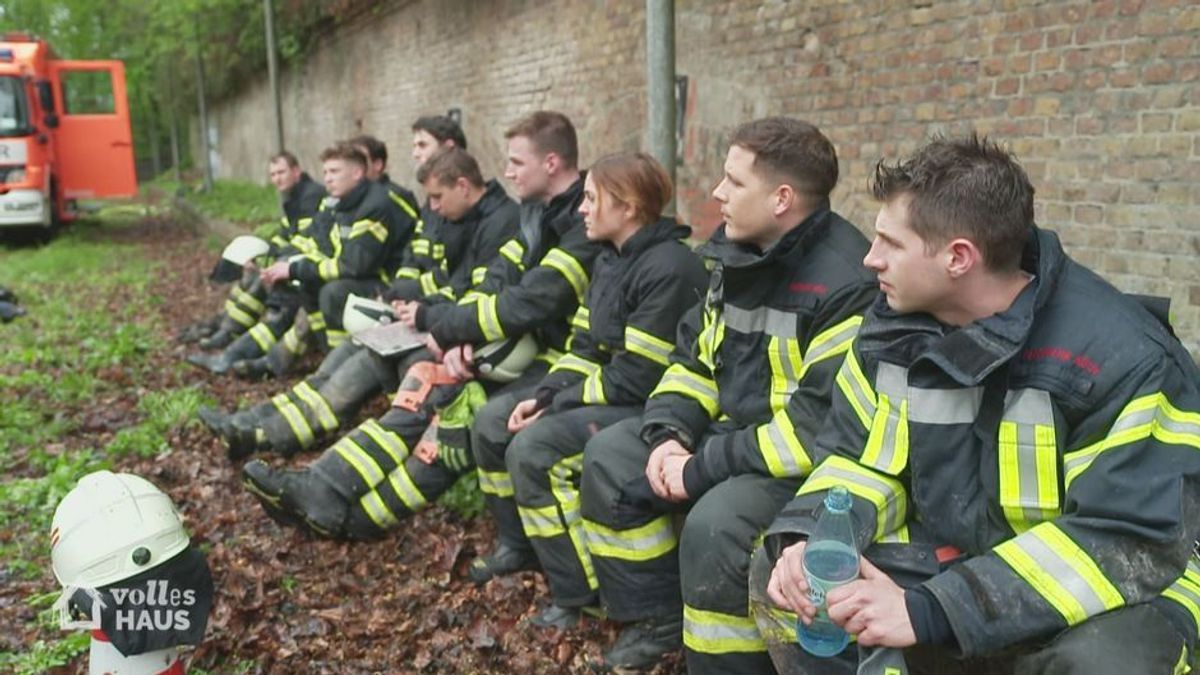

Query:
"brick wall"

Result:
[[205, 0, 1200, 356]]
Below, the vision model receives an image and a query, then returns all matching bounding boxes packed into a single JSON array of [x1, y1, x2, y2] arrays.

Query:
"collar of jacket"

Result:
[[281, 173, 311, 204], [455, 178, 507, 225], [610, 217, 689, 258], [696, 200, 833, 270], [334, 179, 371, 212], [543, 173, 586, 236], [858, 225, 1065, 386]]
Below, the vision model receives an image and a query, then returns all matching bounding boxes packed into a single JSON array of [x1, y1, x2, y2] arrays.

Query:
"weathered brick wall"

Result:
[[205, 0, 1200, 356]]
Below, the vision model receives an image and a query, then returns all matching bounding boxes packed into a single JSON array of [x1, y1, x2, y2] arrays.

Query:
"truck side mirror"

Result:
[[36, 80, 56, 112], [44, 113, 59, 129]]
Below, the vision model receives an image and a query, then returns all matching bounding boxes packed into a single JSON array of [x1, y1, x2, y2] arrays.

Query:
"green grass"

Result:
[[147, 174, 279, 227], [0, 213, 195, 669]]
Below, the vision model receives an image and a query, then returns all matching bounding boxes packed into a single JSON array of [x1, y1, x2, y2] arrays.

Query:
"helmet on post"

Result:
[[50, 471, 190, 588], [210, 235, 271, 282], [474, 334, 537, 383]]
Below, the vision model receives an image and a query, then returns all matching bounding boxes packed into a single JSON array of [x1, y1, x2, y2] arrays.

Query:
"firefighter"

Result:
[[178, 152, 324, 350], [751, 135, 1200, 674], [200, 145, 515, 460], [578, 118, 878, 673], [239, 111, 602, 540], [227, 121, 464, 384], [467, 152, 708, 631]]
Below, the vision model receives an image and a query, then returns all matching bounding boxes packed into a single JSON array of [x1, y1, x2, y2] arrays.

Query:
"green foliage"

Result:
[[188, 179, 280, 226], [106, 386, 214, 458], [0, 633, 91, 675], [438, 472, 486, 519]]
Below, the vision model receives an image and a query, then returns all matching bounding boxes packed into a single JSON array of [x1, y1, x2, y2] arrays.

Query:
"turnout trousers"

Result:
[[580, 416, 800, 675], [473, 398, 639, 607]]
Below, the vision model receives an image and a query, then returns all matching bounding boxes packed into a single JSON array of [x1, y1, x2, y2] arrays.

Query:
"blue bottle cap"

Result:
[[825, 485, 852, 512]]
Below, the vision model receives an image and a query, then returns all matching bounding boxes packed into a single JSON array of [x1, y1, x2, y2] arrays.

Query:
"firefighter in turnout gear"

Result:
[[578, 119, 877, 673], [179, 152, 324, 352], [199, 147, 516, 460], [467, 153, 708, 632], [752, 136, 1200, 675], [230, 136, 423, 379], [240, 111, 603, 541]]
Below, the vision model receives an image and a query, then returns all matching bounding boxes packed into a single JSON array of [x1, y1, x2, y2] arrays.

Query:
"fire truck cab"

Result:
[[0, 33, 136, 232]]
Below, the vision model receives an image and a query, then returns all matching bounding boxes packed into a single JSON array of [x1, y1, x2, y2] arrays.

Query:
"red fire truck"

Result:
[[0, 33, 137, 233]]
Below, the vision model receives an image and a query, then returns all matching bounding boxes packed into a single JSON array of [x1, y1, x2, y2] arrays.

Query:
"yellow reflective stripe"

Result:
[[247, 323, 278, 351], [878, 524, 910, 544], [1064, 392, 1200, 489], [294, 381, 339, 432], [386, 462, 428, 511], [225, 301, 258, 329], [394, 266, 420, 280], [318, 258, 340, 280], [410, 239, 431, 256], [360, 419, 409, 465], [696, 311, 726, 371], [537, 347, 565, 366], [799, 316, 861, 379], [682, 605, 766, 654], [651, 364, 720, 417], [541, 248, 588, 303], [282, 326, 305, 354], [519, 503, 566, 537], [471, 265, 488, 286], [571, 306, 590, 332], [389, 191, 420, 221], [326, 329, 348, 348], [583, 515, 677, 561], [835, 348, 876, 429], [624, 325, 673, 366], [998, 390, 1061, 533], [432, 242, 445, 260], [332, 437, 386, 488], [271, 394, 314, 447], [755, 406, 813, 478], [359, 490, 398, 529], [232, 287, 266, 313], [1174, 643, 1191, 675], [419, 271, 440, 296], [1163, 566, 1200, 641], [861, 393, 910, 476], [499, 239, 524, 268], [768, 335, 804, 412], [994, 523, 1125, 626], [798, 456, 907, 541], [475, 294, 505, 341], [550, 353, 602, 377], [582, 370, 607, 405], [478, 469, 514, 497], [308, 311, 326, 330], [549, 454, 597, 590]]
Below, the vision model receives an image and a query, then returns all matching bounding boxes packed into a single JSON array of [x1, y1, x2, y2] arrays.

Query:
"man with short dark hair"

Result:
[[578, 117, 878, 673], [751, 135, 1200, 675]]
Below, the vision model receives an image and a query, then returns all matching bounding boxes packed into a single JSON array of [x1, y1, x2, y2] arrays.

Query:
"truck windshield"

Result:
[[0, 76, 29, 137]]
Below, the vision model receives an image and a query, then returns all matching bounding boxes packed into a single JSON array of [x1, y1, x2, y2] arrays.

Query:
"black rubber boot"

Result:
[[232, 356, 275, 381], [222, 416, 266, 460], [197, 406, 233, 436], [177, 314, 220, 344], [242, 461, 310, 530], [467, 541, 540, 584], [594, 614, 683, 672], [185, 331, 265, 375], [529, 603, 583, 631], [198, 328, 236, 350], [271, 464, 353, 537]]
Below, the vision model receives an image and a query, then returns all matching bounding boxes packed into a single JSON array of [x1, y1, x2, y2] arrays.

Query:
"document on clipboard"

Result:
[[352, 321, 429, 357]]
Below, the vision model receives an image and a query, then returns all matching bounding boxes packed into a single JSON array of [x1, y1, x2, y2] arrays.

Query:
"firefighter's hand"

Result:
[[413, 441, 438, 465], [424, 333, 445, 361], [243, 260, 258, 272], [659, 452, 690, 502], [826, 556, 916, 648], [767, 541, 817, 621], [261, 261, 291, 286], [646, 440, 689, 500], [443, 344, 475, 381], [392, 300, 419, 328], [507, 398, 544, 433]]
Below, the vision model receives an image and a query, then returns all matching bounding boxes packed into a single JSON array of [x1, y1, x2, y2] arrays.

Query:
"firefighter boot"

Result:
[[197, 406, 233, 437], [594, 614, 683, 672], [273, 465, 351, 537], [185, 331, 264, 375], [241, 461, 310, 531], [232, 355, 274, 381], [177, 313, 221, 344], [198, 328, 236, 350]]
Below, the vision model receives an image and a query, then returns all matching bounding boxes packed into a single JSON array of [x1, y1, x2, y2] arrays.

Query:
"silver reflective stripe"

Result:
[[875, 362, 907, 399], [762, 419, 805, 476], [723, 304, 797, 338], [809, 462, 904, 533], [907, 385, 982, 425], [1004, 388, 1056, 425], [1012, 530, 1116, 618]]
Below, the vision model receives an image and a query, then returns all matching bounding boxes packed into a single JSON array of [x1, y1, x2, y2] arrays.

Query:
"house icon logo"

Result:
[[53, 584, 106, 630]]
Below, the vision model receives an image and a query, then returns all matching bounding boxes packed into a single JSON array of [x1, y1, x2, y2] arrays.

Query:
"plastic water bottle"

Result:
[[797, 485, 859, 657]]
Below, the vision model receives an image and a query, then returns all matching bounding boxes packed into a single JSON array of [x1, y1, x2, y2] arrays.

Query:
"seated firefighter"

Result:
[[191, 139, 419, 376], [178, 151, 324, 351], [465, 152, 708, 631], [577, 118, 878, 674], [237, 110, 601, 539], [750, 135, 1200, 675], [199, 145, 516, 459]]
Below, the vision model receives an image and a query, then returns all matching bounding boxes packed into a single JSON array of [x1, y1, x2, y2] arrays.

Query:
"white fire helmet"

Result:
[[50, 471, 189, 589], [342, 293, 395, 335], [474, 334, 537, 383], [210, 235, 271, 282]]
